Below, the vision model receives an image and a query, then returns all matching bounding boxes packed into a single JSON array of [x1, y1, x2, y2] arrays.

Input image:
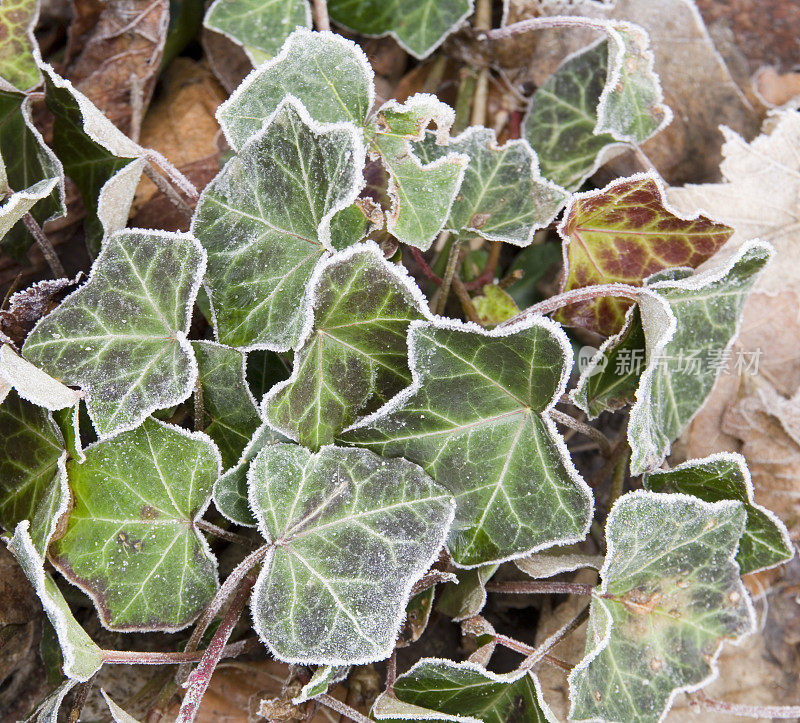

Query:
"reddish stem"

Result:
[[410, 246, 443, 285], [693, 691, 800, 719], [508, 110, 522, 141], [486, 581, 595, 596], [317, 693, 373, 723], [100, 638, 258, 665], [176, 573, 257, 723]]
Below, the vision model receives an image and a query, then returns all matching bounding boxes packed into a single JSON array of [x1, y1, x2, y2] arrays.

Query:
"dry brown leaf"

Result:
[[504, 0, 762, 183], [201, 26, 252, 95], [0, 276, 80, 349], [754, 68, 800, 109], [63, 0, 170, 137]]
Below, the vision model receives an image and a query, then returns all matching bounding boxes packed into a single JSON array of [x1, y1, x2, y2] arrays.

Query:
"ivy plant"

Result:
[[0, 6, 794, 723]]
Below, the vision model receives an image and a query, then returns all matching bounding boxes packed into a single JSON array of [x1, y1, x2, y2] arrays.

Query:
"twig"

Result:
[[144, 150, 198, 199], [196, 520, 252, 546], [486, 580, 595, 596], [100, 637, 259, 665], [144, 163, 194, 221], [67, 673, 97, 723], [498, 283, 640, 327], [519, 604, 590, 670], [550, 409, 613, 457], [409, 246, 442, 285], [317, 693, 373, 723], [480, 15, 611, 42], [22, 214, 65, 277], [385, 650, 397, 693], [176, 573, 257, 723], [176, 544, 270, 685], [464, 240, 502, 290], [435, 235, 459, 316], [470, 0, 492, 128], [311, 0, 330, 31], [129, 73, 144, 144], [691, 691, 800, 719], [452, 276, 482, 324], [494, 636, 573, 672]]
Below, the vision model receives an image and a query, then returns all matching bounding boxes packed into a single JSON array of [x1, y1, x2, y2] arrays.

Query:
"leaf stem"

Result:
[[144, 151, 198, 199], [692, 691, 800, 719], [464, 240, 502, 291], [494, 635, 573, 672], [486, 580, 595, 596], [470, 0, 492, 128], [550, 409, 613, 457], [608, 446, 630, 507], [22, 213, 65, 277], [143, 163, 194, 221], [176, 544, 270, 685], [67, 673, 97, 723], [435, 235, 459, 315], [409, 246, 443, 285], [196, 519, 252, 546], [480, 15, 612, 42], [317, 693, 373, 723], [100, 637, 259, 665], [452, 276, 482, 324], [498, 283, 640, 327], [312, 0, 330, 31], [519, 604, 590, 671], [176, 572, 257, 723]]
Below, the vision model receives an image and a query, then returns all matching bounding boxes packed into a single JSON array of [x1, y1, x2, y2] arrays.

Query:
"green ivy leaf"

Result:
[[372, 659, 556, 722], [644, 453, 793, 575], [555, 172, 732, 336], [22, 679, 78, 722], [524, 23, 670, 192], [264, 243, 430, 450], [217, 28, 374, 150], [370, 95, 468, 250], [571, 305, 645, 419], [341, 317, 593, 568], [51, 418, 221, 631], [0, 0, 40, 91], [204, 0, 310, 65], [249, 443, 454, 664], [24, 230, 206, 439], [192, 341, 261, 468], [568, 491, 755, 723], [328, 0, 473, 59], [212, 423, 287, 527], [0, 177, 58, 239], [435, 564, 498, 622], [0, 88, 65, 260], [40, 64, 146, 256], [193, 98, 366, 350], [0, 344, 82, 412], [472, 285, 519, 328], [515, 544, 603, 580], [8, 519, 103, 682], [413, 127, 567, 245], [101, 690, 142, 723], [628, 240, 772, 474], [292, 665, 349, 704], [0, 390, 66, 538]]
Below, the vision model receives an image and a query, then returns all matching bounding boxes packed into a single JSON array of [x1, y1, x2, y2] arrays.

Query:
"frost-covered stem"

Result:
[[312, 0, 330, 31], [144, 150, 198, 199], [176, 572, 256, 723], [317, 693, 373, 723], [67, 673, 96, 723], [480, 15, 612, 42], [386, 649, 397, 693], [692, 692, 800, 718], [452, 276, 483, 325], [144, 163, 194, 221], [129, 73, 144, 144], [498, 283, 640, 326], [495, 635, 572, 672], [100, 637, 258, 665], [409, 246, 442, 285], [465, 240, 502, 290], [486, 580, 595, 596], [550, 409, 613, 457], [196, 519, 251, 546], [22, 213, 65, 277], [608, 447, 630, 507], [519, 604, 590, 671], [471, 0, 492, 128], [435, 235, 459, 315], [176, 544, 269, 684]]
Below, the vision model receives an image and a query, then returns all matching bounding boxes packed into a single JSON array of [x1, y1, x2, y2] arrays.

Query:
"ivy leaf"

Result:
[[249, 443, 454, 664], [22, 679, 77, 722], [571, 304, 646, 420], [193, 97, 365, 350], [192, 341, 261, 468], [24, 230, 206, 439], [568, 491, 755, 723], [472, 285, 519, 328], [292, 665, 349, 704], [0, 88, 65, 260], [328, 0, 473, 59], [341, 317, 593, 568], [370, 95, 468, 251], [413, 128, 567, 245], [212, 423, 287, 527], [0, 0, 40, 91], [643, 453, 793, 575], [204, 0, 310, 66], [217, 28, 374, 150], [264, 243, 430, 450], [101, 690, 142, 723], [0, 390, 66, 539], [372, 659, 556, 722], [1, 343, 82, 411], [555, 172, 732, 337], [50, 417, 221, 631], [41, 64, 146, 256], [0, 178, 58, 241], [628, 240, 772, 474], [515, 544, 603, 580], [436, 564, 498, 622]]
